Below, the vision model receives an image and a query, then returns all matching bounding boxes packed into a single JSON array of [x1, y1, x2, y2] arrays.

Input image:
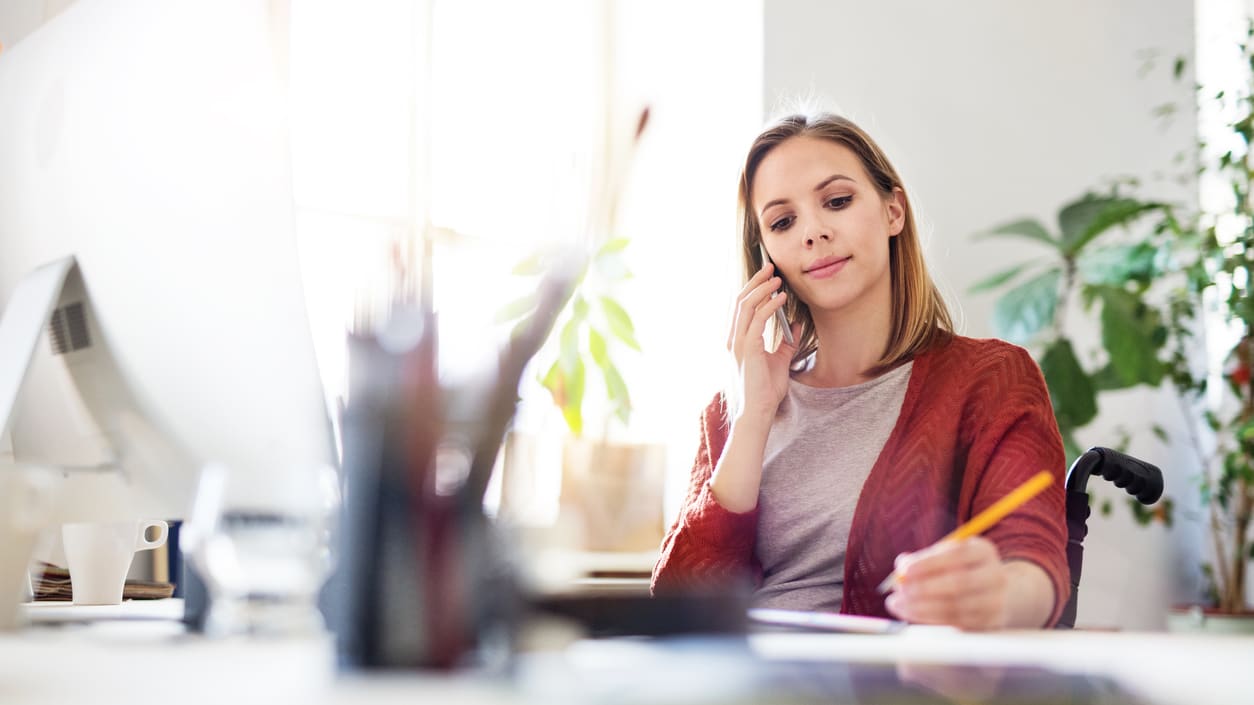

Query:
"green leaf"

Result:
[[587, 325, 632, 426], [1129, 500, 1155, 526], [1040, 338, 1098, 430], [541, 359, 561, 397], [1077, 243, 1158, 287], [977, 218, 1058, 249], [1060, 429, 1084, 467], [1151, 424, 1169, 443], [1238, 418, 1254, 443], [968, 262, 1034, 294], [561, 358, 586, 435], [1100, 499, 1112, 517], [992, 268, 1061, 344], [597, 237, 630, 256], [602, 360, 631, 423], [1173, 56, 1187, 80], [1129, 495, 1172, 527], [558, 317, 581, 377], [541, 357, 586, 435], [1099, 287, 1166, 388], [1204, 410, 1221, 431], [588, 327, 609, 368], [1152, 103, 1177, 120], [600, 296, 642, 351], [1058, 195, 1162, 256], [1091, 363, 1128, 392], [512, 252, 547, 276], [573, 295, 589, 321], [494, 293, 537, 324]]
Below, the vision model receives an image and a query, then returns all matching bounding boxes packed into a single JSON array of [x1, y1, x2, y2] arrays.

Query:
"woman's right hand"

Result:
[[726, 263, 799, 423]]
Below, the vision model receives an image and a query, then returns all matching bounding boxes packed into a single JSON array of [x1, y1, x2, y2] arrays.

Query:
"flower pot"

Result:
[[1166, 605, 1254, 634], [560, 438, 665, 553]]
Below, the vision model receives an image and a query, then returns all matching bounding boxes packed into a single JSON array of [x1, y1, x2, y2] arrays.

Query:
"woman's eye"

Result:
[[769, 216, 794, 232], [826, 195, 853, 209]]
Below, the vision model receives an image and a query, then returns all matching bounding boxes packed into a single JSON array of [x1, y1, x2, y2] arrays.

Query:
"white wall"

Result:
[[764, 0, 1199, 630], [0, 0, 75, 50], [0, 1, 44, 49]]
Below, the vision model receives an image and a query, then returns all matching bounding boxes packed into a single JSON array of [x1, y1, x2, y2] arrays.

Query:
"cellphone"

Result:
[[758, 243, 796, 346]]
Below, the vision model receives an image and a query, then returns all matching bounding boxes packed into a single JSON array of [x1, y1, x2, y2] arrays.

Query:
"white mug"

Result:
[[61, 520, 168, 605]]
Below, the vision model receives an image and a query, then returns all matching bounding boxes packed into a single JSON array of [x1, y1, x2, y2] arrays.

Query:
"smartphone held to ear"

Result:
[[758, 244, 796, 346]]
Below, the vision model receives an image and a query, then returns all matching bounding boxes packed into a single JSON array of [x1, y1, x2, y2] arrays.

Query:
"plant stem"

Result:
[[1055, 257, 1077, 339], [1212, 500, 1234, 609], [1229, 332, 1254, 611], [1176, 394, 1213, 486], [1174, 390, 1232, 604], [1233, 480, 1251, 611]]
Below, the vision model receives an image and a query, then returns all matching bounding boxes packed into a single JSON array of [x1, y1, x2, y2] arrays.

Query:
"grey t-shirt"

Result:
[[752, 361, 913, 611]]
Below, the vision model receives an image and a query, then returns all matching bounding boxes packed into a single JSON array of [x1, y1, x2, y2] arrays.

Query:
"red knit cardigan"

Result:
[[651, 335, 1071, 627]]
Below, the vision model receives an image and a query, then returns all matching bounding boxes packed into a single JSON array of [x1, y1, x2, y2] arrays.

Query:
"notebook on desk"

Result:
[[748, 607, 906, 634]]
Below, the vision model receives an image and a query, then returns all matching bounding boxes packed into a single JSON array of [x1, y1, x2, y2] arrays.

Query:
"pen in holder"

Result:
[[331, 270, 574, 671]]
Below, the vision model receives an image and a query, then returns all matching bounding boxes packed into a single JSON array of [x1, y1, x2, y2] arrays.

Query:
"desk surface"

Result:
[[1, 601, 1251, 705]]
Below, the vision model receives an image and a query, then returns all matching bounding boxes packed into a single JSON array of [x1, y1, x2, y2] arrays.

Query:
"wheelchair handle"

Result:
[[1064, 447, 1163, 505]]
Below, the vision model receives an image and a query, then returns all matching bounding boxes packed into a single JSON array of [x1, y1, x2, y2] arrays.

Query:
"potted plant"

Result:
[[971, 191, 1169, 494], [976, 35, 1254, 626], [1148, 41, 1254, 626], [496, 107, 665, 558]]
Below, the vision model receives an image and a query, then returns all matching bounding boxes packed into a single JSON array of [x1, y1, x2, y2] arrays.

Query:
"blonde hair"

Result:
[[738, 113, 952, 377]]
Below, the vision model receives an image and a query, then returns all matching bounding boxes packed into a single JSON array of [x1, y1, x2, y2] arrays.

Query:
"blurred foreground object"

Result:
[[332, 263, 576, 669]]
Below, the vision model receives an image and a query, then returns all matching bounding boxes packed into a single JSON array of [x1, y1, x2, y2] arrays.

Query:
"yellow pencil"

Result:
[[876, 470, 1054, 594]]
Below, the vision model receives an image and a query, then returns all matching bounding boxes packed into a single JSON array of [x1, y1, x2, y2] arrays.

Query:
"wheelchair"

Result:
[[1056, 447, 1165, 629]]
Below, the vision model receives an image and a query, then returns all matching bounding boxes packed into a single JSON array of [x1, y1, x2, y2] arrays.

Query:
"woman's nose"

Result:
[[803, 221, 832, 246]]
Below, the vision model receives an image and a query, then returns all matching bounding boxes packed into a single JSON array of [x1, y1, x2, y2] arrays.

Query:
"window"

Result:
[[289, 0, 762, 526]]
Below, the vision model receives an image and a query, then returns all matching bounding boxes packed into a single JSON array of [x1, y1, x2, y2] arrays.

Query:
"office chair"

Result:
[[1056, 447, 1164, 629]]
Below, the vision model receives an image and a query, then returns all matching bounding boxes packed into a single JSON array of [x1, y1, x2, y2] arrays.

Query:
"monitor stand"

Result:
[[0, 256, 78, 445], [0, 256, 75, 627]]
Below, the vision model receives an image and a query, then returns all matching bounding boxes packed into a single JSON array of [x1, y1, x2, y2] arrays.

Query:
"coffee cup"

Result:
[[61, 519, 168, 605]]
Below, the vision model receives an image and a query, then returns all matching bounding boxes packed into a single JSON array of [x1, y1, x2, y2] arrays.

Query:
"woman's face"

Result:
[[751, 135, 904, 319]]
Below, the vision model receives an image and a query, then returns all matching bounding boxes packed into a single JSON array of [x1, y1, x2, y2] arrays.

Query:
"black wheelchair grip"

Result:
[[1093, 447, 1164, 504]]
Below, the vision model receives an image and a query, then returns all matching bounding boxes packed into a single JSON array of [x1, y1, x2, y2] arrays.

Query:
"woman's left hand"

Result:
[[883, 537, 1010, 631]]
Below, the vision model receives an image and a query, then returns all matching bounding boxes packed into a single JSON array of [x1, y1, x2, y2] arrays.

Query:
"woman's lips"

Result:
[[805, 256, 851, 279]]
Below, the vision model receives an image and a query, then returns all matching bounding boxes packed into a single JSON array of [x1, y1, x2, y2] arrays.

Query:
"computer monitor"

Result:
[[0, 0, 335, 529]]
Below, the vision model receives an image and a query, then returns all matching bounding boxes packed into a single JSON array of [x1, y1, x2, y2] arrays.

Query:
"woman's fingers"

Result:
[[727, 265, 775, 350], [746, 289, 787, 344], [770, 320, 803, 358], [898, 557, 1005, 603], [728, 275, 783, 357], [885, 538, 1008, 630], [888, 583, 1006, 629], [886, 588, 1004, 630], [894, 538, 997, 583]]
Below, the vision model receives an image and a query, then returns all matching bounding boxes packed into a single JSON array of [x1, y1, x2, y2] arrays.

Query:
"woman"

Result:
[[651, 113, 1068, 630]]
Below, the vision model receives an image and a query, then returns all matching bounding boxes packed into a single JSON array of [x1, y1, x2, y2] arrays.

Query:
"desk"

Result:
[[1, 601, 1251, 705]]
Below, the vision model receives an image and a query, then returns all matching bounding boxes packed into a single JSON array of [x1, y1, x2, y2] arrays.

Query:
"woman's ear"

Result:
[[886, 187, 907, 237]]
